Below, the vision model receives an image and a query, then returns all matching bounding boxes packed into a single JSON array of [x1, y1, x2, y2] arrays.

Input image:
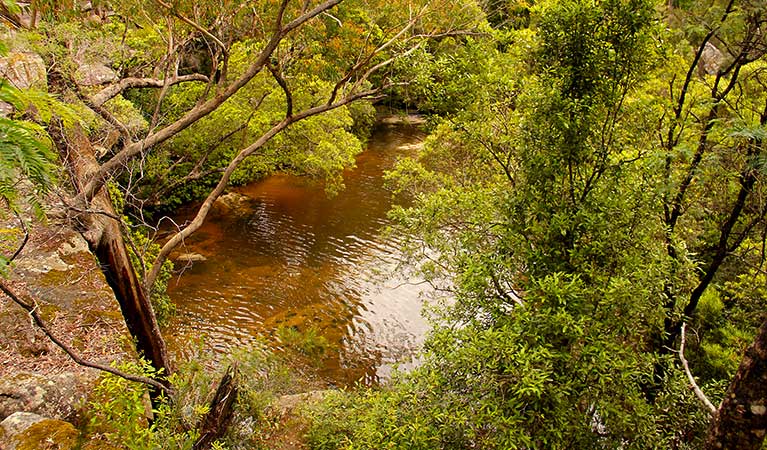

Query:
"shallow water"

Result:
[[164, 121, 430, 385]]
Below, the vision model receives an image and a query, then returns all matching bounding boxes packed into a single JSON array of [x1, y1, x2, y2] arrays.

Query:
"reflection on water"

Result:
[[165, 121, 430, 385]]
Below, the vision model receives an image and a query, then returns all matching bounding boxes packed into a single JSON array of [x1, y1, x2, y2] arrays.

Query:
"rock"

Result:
[[1, 412, 78, 450], [378, 114, 427, 125], [13, 235, 90, 273], [13, 252, 72, 274], [273, 390, 333, 415], [397, 142, 424, 151], [1, 412, 46, 438], [0, 372, 90, 422], [57, 235, 89, 257], [73, 63, 117, 86], [0, 52, 47, 90], [699, 42, 724, 75], [0, 101, 13, 117], [212, 192, 252, 216], [176, 253, 207, 263]]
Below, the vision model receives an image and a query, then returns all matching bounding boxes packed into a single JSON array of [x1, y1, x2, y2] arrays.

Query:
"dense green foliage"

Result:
[[306, 0, 767, 448]]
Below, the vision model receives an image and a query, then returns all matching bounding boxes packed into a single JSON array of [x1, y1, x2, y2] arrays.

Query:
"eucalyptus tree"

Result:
[[27, 0, 486, 395]]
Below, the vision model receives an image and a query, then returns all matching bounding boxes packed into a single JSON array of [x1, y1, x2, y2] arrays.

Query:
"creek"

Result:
[[164, 119, 431, 385]]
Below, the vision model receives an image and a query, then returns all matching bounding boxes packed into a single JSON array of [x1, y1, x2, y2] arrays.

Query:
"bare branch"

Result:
[[7, 209, 28, 263], [90, 74, 210, 108], [154, 0, 229, 58], [679, 323, 717, 415], [267, 61, 293, 118]]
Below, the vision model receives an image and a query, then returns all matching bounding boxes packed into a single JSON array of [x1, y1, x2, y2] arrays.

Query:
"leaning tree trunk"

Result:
[[56, 124, 171, 386], [705, 317, 767, 449]]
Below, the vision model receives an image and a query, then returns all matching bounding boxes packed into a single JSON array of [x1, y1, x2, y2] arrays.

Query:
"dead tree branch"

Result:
[[679, 323, 717, 415]]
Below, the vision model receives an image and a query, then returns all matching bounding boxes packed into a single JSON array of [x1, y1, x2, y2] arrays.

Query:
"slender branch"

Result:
[[147, 117, 253, 203], [665, 0, 735, 152], [90, 74, 209, 107], [8, 209, 29, 263], [678, 323, 717, 415], [0, 279, 171, 395], [267, 61, 293, 118], [151, 17, 177, 129], [77, 89, 133, 142], [328, 13, 421, 103]]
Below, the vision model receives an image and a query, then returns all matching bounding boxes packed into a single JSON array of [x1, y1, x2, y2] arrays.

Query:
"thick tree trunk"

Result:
[[56, 124, 172, 384], [705, 318, 767, 449]]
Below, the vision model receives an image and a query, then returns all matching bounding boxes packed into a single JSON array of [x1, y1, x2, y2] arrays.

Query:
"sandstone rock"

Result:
[[58, 235, 89, 257], [213, 192, 253, 216], [1, 412, 78, 450], [378, 114, 427, 125], [0, 372, 89, 422], [176, 253, 207, 263], [273, 390, 333, 415], [14, 252, 72, 273], [73, 63, 117, 86], [0, 412, 46, 439], [13, 235, 90, 273], [0, 101, 13, 117], [0, 52, 47, 90], [699, 42, 725, 75]]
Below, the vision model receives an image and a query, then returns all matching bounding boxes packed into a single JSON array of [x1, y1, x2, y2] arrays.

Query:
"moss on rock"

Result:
[[15, 419, 78, 450]]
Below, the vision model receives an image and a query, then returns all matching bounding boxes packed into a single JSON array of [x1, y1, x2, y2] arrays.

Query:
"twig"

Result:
[[8, 209, 29, 263], [678, 322, 717, 415]]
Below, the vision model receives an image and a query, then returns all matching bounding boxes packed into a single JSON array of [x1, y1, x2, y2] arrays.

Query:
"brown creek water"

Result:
[[164, 120, 431, 386]]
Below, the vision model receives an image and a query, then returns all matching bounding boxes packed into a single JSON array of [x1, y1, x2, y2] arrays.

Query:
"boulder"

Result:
[[0, 412, 78, 450], [176, 253, 207, 263], [0, 372, 89, 422], [0, 52, 47, 90], [0, 412, 46, 439], [273, 390, 333, 416], [699, 42, 725, 75], [13, 252, 72, 273], [73, 63, 117, 86], [212, 192, 252, 216]]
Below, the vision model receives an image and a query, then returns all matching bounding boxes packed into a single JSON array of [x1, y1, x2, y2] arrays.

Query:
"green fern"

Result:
[[0, 79, 62, 275]]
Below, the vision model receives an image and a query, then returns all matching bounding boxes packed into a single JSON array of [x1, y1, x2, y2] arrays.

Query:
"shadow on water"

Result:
[[164, 121, 433, 386]]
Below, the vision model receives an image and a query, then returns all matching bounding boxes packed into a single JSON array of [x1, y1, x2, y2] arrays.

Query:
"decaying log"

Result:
[[193, 364, 239, 450]]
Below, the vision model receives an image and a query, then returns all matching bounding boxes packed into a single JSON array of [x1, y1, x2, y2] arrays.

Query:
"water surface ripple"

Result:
[[165, 122, 430, 384]]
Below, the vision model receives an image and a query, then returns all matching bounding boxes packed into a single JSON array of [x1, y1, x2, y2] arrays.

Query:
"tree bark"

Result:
[[193, 364, 238, 450], [56, 124, 172, 384], [706, 317, 767, 449]]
